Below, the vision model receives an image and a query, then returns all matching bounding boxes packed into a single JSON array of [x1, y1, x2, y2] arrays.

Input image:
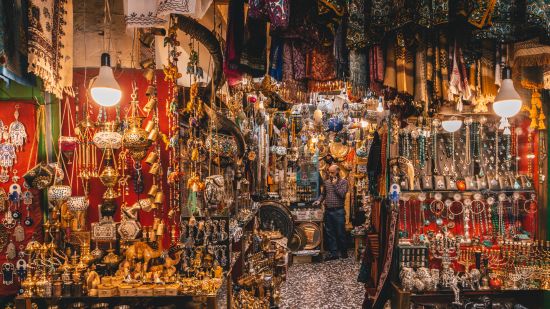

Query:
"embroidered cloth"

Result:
[[27, 0, 73, 98]]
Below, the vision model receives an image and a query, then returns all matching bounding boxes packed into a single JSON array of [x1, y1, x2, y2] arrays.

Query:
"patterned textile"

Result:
[[473, 0, 518, 42], [240, 17, 267, 77], [525, 0, 549, 37], [334, 20, 348, 79], [414, 42, 428, 103], [27, 0, 73, 98], [448, 41, 472, 107], [282, 41, 306, 81], [159, 0, 213, 19], [269, 37, 284, 81], [316, 0, 345, 46], [370, 0, 391, 27], [346, 0, 366, 50], [415, 0, 450, 27], [248, 0, 290, 30], [223, 0, 244, 86], [306, 46, 336, 81], [0, 0, 34, 86], [464, 0, 497, 28], [124, 0, 166, 28], [124, 0, 213, 27], [395, 33, 414, 95], [349, 51, 367, 90], [369, 45, 384, 84], [383, 42, 396, 89]]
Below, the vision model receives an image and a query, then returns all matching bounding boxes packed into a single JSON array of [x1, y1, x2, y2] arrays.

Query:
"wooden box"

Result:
[[153, 286, 166, 296], [98, 287, 118, 297], [136, 286, 154, 296]]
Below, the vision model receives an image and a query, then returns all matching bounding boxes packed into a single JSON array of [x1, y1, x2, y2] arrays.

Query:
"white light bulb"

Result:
[[493, 67, 522, 118], [91, 53, 121, 107], [360, 120, 369, 128]]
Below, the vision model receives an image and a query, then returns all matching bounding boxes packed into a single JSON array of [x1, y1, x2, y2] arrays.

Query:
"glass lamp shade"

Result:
[[441, 119, 463, 133], [493, 69, 522, 118], [91, 53, 122, 107]]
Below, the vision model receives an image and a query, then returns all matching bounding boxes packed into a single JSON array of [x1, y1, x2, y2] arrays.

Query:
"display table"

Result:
[[15, 295, 218, 309], [390, 282, 546, 309]]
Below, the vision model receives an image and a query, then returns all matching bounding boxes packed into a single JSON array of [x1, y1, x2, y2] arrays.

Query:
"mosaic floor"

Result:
[[280, 256, 365, 309]]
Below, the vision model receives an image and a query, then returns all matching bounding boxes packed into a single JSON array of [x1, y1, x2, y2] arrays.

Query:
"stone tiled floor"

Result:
[[280, 256, 365, 309]]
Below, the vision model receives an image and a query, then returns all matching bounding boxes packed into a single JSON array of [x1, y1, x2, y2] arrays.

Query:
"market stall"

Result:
[[0, 0, 549, 309]]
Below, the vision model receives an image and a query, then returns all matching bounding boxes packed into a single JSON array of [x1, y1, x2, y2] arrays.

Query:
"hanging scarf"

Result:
[[27, 0, 73, 99], [0, 0, 34, 86], [124, 0, 166, 28], [369, 45, 384, 92], [248, 0, 290, 31], [269, 36, 284, 81], [306, 46, 336, 82], [463, 0, 497, 28], [448, 41, 472, 110], [433, 31, 449, 101], [240, 17, 267, 77], [349, 51, 367, 91], [346, 0, 366, 50], [223, 0, 245, 86], [316, 0, 345, 46], [334, 19, 349, 79], [414, 42, 428, 103], [383, 41, 396, 89], [282, 41, 306, 81], [395, 33, 414, 95], [472, 0, 518, 42]]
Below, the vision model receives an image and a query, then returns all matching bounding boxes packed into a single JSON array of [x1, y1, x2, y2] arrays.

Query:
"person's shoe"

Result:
[[324, 253, 339, 261], [340, 251, 349, 259]]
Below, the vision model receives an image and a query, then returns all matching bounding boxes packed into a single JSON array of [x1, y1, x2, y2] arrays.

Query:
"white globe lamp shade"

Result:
[[493, 67, 522, 118], [441, 118, 462, 133], [91, 53, 122, 107]]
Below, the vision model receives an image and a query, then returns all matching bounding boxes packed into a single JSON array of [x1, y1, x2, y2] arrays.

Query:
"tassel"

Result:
[[539, 112, 546, 130]]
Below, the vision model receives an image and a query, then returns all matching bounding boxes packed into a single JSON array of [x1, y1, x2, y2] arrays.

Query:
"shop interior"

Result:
[[0, 0, 549, 308]]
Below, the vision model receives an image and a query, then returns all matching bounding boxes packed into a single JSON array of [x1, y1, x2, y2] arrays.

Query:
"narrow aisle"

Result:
[[280, 256, 364, 309]]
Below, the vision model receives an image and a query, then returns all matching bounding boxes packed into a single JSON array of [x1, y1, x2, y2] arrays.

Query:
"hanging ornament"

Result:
[[2, 262, 14, 285], [0, 188, 7, 212], [8, 106, 27, 151], [0, 142, 16, 174], [6, 240, 16, 259], [15, 256, 27, 281], [14, 224, 24, 242]]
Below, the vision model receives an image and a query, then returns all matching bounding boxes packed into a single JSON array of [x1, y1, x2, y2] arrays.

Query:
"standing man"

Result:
[[313, 164, 349, 260]]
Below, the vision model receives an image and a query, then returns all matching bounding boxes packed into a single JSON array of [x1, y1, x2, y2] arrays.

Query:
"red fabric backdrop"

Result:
[[0, 101, 41, 295], [66, 69, 174, 248]]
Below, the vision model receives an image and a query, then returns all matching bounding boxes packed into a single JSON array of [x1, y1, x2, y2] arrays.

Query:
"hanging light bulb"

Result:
[[376, 96, 384, 112], [441, 117, 463, 133], [493, 67, 522, 134], [91, 53, 121, 107]]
